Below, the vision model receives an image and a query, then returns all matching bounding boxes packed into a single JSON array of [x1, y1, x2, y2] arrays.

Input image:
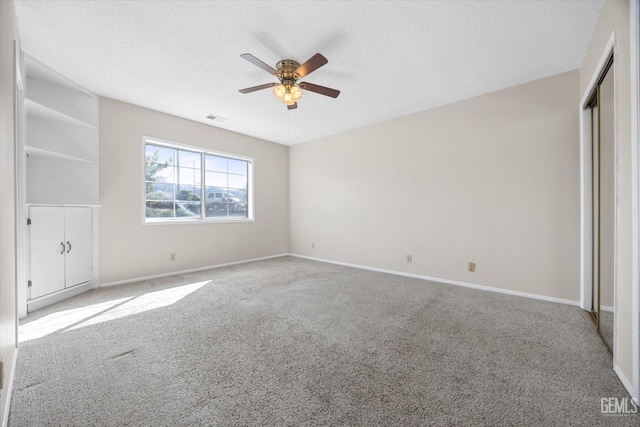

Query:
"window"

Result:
[[144, 138, 252, 223]]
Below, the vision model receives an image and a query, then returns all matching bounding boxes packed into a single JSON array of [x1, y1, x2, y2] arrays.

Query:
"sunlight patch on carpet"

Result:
[[20, 297, 131, 343], [69, 280, 211, 331], [20, 280, 210, 342]]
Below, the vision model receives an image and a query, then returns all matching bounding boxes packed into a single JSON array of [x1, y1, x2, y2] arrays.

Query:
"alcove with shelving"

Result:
[[25, 56, 99, 206], [24, 55, 99, 312]]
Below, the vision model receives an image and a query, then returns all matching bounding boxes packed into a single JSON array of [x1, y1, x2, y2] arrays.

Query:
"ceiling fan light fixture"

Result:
[[273, 84, 286, 100], [291, 85, 303, 101], [282, 89, 295, 105]]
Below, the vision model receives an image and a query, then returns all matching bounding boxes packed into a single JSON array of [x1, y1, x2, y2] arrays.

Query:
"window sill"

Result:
[[143, 217, 255, 226]]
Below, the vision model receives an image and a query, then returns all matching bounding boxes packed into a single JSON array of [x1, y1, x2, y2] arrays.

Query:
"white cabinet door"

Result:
[[29, 207, 65, 299], [64, 207, 93, 287]]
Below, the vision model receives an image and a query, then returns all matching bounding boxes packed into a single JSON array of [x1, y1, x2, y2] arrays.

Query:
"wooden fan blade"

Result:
[[293, 53, 328, 79], [299, 82, 340, 98], [239, 82, 278, 94], [240, 53, 278, 75], [287, 103, 297, 110]]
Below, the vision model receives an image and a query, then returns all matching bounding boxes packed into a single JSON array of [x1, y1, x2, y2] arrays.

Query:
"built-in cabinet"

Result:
[[29, 207, 93, 299], [23, 56, 99, 313]]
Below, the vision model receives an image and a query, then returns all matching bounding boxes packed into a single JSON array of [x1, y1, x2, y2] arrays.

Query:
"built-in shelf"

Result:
[[25, 55, 95, 97], [25, 98, 96, 129], [24, 54, 99, 207], [25, 146, 97, 165]]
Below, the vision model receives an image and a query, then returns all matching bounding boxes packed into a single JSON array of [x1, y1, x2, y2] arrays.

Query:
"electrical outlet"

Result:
[[407, 254, 413, 263], [170, 253, 176, 261], [468, 262, 476, 272], [311, 242, 315, 249]]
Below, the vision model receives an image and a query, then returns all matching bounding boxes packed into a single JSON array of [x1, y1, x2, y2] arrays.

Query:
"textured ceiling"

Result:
[[14, 0, 603, 146]]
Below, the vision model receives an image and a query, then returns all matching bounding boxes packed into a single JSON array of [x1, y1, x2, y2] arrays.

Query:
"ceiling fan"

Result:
[[238, 52, 340, 110]]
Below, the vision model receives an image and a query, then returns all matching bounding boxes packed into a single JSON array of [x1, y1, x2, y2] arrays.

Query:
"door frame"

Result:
[[14, 42, 26, 321], [629, 0, 640, 404]]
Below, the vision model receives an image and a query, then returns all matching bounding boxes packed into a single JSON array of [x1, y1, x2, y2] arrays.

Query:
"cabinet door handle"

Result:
[[60, 242, 65, 255], [66, 241, 72, 253]]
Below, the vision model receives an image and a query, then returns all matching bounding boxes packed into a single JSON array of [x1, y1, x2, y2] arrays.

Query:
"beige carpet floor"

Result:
[[8, 256, 638, 426]]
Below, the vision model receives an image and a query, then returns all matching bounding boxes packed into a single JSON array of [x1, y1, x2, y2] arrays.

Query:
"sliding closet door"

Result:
[[592, 102, 600, 319], [598, 65, 615, 351]]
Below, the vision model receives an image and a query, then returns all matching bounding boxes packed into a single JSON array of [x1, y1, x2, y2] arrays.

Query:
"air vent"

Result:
[[206, 114, 227, 123]]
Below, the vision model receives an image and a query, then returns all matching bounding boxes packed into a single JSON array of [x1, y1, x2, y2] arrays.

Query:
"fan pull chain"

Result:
[[287, 108, 290, 145]]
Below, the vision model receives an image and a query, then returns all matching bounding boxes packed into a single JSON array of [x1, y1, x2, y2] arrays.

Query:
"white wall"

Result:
[[579, 0, 635, 394], [290, 70, 580, 302], [0, 0, 18, 424], [99, 97, 289, 284]]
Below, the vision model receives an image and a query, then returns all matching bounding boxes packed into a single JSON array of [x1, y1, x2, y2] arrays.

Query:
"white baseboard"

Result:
[[614, 364, 635, 398], [289, 254, 581, 308], [2, 347, 18, 427], [100, 253, 289, 287], [601, 305, 614, 313], [27, 280, 98, 313]]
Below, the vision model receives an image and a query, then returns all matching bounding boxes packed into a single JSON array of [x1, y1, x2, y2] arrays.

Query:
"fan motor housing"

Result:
[[276, 59, 301, 81]]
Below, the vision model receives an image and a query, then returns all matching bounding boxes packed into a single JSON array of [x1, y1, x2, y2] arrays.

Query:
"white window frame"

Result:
[[142, 136, 254, 224]]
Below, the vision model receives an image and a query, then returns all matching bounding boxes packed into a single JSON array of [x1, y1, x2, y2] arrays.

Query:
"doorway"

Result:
[[585, 54, 615, 353]]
